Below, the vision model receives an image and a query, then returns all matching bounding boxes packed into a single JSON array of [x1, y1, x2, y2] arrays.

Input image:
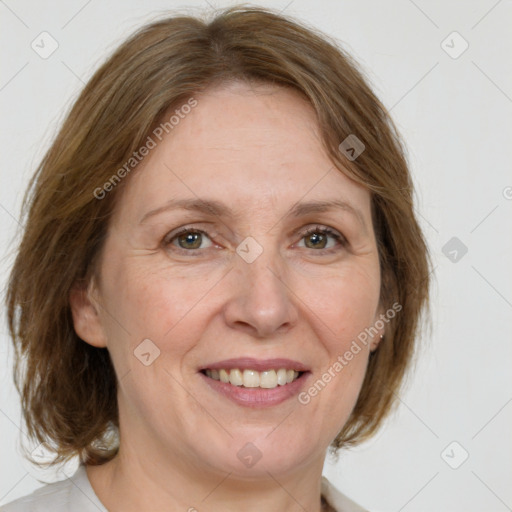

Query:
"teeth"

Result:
[[243, 369, 260, 387], [276, 368, 288, 386], [204, 368, 301, 389], [260, 370, 276, 388], [229, 368, 243, 386]]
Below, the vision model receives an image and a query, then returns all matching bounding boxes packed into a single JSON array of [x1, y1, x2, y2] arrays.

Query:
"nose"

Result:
[[222, 247, 299, 338]]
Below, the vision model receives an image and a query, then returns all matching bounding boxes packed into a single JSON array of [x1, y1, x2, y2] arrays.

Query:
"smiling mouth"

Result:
[[201, 368, 305, 389]]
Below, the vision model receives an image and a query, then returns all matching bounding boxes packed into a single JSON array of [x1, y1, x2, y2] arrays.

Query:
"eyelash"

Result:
[[164, 225, 347, 255], [300, 225, 347, 251]]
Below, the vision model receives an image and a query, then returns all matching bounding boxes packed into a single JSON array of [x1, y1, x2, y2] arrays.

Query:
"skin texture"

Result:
[[70, 82, 383, 512]]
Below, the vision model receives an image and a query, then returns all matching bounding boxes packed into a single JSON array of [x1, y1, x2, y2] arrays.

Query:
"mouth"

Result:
[[201, 368, 304, 389], [199, 358, 310, 408]]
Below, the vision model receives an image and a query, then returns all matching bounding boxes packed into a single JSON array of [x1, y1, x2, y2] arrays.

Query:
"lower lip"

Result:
[[199, 371, 310, 408]]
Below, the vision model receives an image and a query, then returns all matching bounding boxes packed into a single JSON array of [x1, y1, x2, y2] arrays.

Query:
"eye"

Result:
[[297, 225, 346, 251], [163, 225, 346, 254], [165, 228, 213, 251]]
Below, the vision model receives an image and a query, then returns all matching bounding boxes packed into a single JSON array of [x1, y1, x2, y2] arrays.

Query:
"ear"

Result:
[[370, 309, 386, 352], [69, 277, 108, 348], [370, 333, 384, 352]]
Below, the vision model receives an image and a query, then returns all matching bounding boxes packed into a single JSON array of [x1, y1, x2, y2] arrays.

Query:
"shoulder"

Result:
[[1, 466, 106, 512], [321, 476, 368, 512], [1, 477, 71, 512]]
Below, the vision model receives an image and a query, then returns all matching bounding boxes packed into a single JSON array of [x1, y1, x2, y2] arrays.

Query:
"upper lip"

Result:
[[200, 358, 310, 372]]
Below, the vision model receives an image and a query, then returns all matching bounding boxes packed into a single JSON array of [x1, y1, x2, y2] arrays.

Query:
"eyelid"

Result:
[[162, 226, 216, 253], [164, 225, 216, 243], [296, 224, 347, 246], [299, 224, 343, 237]]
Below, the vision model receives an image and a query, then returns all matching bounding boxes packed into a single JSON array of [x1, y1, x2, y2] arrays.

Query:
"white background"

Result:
[[1, 1, 511, 510]]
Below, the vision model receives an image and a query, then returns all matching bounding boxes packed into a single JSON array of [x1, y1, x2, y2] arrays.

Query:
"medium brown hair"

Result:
[[6, 5, 429, 466]]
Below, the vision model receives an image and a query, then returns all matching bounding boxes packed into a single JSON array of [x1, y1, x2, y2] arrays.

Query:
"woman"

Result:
[[4, 6, 429, 511]]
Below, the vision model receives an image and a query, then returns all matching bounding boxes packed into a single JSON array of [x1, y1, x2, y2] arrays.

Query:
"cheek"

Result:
[[100, 259, 222, 370], [100, 267, 210, 411], [293, 261, 379, 423], [298, 260, 381, 343], [102, 255, 199, 332]]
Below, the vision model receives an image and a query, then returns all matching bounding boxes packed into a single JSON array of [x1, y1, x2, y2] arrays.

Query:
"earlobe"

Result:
[[370, 308, 386, 352], [370, 333, 384, 352], [69, 279, 107, 348]]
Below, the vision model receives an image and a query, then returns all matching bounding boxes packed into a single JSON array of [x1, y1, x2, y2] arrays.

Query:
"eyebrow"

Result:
[[139, 197, 367, 232]]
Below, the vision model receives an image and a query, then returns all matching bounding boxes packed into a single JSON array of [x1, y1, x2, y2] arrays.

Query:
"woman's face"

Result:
[[74, 82, 382, 478]]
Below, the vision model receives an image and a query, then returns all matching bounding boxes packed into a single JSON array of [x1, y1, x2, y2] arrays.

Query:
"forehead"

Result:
[[116, 82, 371, 224]]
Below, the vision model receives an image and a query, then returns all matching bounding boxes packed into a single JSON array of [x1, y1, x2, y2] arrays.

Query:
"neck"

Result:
[[87, 442, 327, 512]]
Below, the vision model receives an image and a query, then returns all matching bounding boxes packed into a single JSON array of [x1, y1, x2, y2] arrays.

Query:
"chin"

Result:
[[194, 430, 320, 479]]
